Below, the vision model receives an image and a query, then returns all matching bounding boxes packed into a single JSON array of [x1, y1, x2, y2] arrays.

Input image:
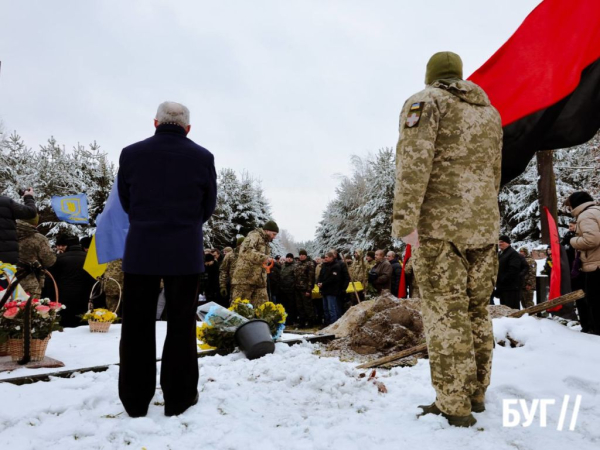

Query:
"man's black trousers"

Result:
[[119, 272, 200, 416]]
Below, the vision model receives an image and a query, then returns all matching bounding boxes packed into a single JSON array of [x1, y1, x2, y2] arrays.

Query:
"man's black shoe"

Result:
[[165, 392, 199, 417]]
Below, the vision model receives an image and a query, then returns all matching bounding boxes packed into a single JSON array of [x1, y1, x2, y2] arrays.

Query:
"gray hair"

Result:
[[155, 101, 190, 128]]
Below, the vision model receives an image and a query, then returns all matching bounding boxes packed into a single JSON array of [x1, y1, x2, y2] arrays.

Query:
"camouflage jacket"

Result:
[[219, 249, 238, 291], [104, 259, 124, 298], [392, 79, 502, 246], [293, 258, 315, 292], [522, 256, 537, 289], [231, 228, 271, 287], [280, 261, 296, 292], [349, 250, 369, 286], [16, 221, 57, 296]]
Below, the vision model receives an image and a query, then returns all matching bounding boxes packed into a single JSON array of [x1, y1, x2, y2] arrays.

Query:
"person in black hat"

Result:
[[495, 235, 523, 309]]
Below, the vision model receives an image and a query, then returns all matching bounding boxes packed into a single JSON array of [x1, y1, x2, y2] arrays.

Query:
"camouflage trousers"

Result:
[[230, 285, 268, 308], [521, 288, 535, 309], [414, 238, 497, 416]]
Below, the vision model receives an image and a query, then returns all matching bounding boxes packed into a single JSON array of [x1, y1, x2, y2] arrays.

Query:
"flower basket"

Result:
[[88, 320, 111, 333], [0, 341, 8, 356], [8, 336, 51, 362]]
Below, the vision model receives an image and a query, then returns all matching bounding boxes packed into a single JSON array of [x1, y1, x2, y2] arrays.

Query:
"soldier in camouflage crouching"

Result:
[[230, 221, 278, 308], [393, 51, 503, 427]]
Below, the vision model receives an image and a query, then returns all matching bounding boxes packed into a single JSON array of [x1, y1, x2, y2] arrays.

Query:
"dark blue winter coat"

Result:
[[117, 124, 217, 275]]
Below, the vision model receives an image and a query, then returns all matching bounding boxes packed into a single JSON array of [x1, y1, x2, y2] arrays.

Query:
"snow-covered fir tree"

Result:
[[499, 130, 600, 248]]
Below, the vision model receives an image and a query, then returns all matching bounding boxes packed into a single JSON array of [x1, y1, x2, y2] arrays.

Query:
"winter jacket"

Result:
[[117, 124, 217, 275], [389, 258, 402, 297], [49, 244, 96, 327], [0, 195, 37, 264], [570, 201, 600, 272], [219, 249, 238, 291], [496, 246, 523, 291], [318, 260, 345, 296], [349, 250, 369, 287], [280, 261, 296, 292], [293, 258, 315, 292], [15, 221, 56, 296], [392, 79, 502, 246], [369, 259, 393, 293], [268, 262, 282, 296], [231, 228, 271, 288], [521, 255, 537, 289]]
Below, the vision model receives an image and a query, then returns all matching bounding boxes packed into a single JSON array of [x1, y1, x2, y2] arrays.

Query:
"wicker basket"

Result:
[[88, 320, 112, 333], [0, 341, 8, 357], [8, 336, 51, 362]]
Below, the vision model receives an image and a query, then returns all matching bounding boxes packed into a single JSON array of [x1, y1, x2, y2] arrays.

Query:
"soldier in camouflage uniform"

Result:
[[230, 222, 278, 308], [293, 249, 316, 327], [219, 237, 244, 301], [103, 259, 124, 313], [16, 218, 56, 297], [519, 247, 536, 309], [392, 52, 502, 427]]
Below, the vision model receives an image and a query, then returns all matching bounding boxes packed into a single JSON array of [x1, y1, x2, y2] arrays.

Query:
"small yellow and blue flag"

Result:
[[51, 194, 89, 224], [83, 236, 107, 279]]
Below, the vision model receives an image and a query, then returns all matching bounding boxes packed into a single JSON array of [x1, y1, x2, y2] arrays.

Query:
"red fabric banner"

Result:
[[544, 207, 563, 312], [398, 244, 412, 298]]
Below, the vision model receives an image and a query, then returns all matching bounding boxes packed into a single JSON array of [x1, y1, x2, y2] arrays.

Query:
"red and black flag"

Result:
[[469, 0, 600, 185]]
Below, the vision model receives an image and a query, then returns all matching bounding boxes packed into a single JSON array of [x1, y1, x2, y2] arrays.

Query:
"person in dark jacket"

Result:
[[280, 253, 298, 326], [117, 101, 217, 418], [369, 250, 393, 294], [268, 259, 282, 303], [49, 236, 96, 327], [0, 188, 37, 266], [496, 235, 523, 309], [317, 252, 344, 325], [386, 251, 403, 297], [202, 253, 222, 306]]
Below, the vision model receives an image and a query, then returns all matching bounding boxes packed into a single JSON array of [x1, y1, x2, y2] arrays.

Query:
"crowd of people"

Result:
[[205, 241, 416, 329]]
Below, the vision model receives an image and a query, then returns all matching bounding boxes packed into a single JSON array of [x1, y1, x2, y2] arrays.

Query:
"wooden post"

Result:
[[536, 150, 558, 245]]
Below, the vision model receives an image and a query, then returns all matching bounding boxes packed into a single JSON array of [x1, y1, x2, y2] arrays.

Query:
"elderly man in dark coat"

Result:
[[117, 101, 217, 418]]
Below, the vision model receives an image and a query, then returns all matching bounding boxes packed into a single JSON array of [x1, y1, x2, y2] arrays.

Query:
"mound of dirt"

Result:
[[321, 295, 519, 356], [323, 294, 424, 355]]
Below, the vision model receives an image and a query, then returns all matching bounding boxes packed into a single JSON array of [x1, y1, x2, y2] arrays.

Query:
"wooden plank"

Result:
[[356, 290, 585, 370], [0, 334, 335, 386], [508, 289, 584, 318]]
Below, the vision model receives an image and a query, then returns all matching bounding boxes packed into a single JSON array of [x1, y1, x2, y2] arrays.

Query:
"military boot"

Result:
[[471, 401, 485, 413], [418, 402, 477, 428]]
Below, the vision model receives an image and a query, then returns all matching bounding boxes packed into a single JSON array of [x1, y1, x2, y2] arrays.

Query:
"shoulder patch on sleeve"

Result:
[[405, 102, 425, 128]]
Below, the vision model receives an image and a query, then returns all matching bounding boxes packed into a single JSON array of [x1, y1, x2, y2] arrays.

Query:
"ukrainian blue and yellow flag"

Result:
[[51, 194, 89, 224], [83, 235, 107, 279]]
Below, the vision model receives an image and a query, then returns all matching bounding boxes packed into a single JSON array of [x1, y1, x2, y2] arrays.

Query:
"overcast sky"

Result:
[[0, 0, 542, 241]]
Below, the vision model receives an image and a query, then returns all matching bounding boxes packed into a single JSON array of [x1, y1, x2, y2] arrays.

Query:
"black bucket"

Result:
[[235, 319, 275, 360]]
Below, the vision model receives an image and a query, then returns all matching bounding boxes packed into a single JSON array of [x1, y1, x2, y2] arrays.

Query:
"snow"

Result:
[[1, 316, 599, 449], [0, 324, 305, 381]]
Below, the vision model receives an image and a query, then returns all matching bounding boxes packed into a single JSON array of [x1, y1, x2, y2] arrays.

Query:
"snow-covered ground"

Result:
[[1, 316, 599, 450], [0, 323, 305, 381]]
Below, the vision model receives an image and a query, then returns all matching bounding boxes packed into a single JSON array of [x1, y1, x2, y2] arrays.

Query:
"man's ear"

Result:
[[185, 125, 191, 135], [154, 119, 159, 128]]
